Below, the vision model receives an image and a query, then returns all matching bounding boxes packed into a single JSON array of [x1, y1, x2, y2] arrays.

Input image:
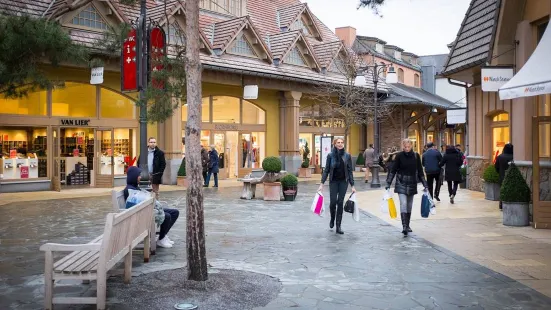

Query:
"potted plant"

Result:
[[459, 166, 467, 188], [482, 165, 500, 201], [262, 156, 282, 201], [500, 163, 531, 226], [356, 151, 365, 172], [298, 142, 312, 178], [281, 174, 298, 201], [176, 157, 188, 187]]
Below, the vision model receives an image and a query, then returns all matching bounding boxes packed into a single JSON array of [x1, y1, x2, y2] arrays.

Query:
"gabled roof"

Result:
[[273, 31, 320, 70], [382, 83, 461, 109], [0, 0, 51, 17], [268, 30, 301, 60], [353, 36, 421, 71], [312, 40, 344, 69], [441, 0, 501, 75], [147, 0, 185, 26], [277, 3, 322, 39]]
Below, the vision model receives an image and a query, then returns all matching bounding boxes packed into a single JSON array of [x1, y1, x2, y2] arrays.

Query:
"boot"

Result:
[[400, 213, 408, 236], [406, 213, 412, 232], [336, 225, 344, 234], [329, 205, 336, 229]]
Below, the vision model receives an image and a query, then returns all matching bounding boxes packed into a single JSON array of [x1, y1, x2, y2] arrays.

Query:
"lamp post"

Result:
[[354, 62, 397, 188], [136, 0, 150, 187]]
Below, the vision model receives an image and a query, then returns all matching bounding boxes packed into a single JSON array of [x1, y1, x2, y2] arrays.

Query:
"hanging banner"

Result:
[[447, 109, 467, 124], [90, 67, 104, 85], [481, 67, 513, 92], [149, 26, 166, 89], [121, 28, 138, 92], [320, 136, 332, 168]]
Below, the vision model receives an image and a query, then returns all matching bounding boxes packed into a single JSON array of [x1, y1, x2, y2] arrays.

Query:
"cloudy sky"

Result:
[[304, 0, 471, 56]]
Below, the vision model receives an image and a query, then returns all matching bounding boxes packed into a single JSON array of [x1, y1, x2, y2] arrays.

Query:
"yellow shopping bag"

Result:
[[388, 197, 397, 219], [381, 189, 397, 219]]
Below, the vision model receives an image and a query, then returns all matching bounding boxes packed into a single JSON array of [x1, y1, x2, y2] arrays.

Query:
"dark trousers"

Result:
[[426, 173, 441, 199], [159, 208, 179, 240], [447, 181, 459, 196], [202, 171, 208, 185], [329, 180, 348, 227], [206, 171, 218, 187]]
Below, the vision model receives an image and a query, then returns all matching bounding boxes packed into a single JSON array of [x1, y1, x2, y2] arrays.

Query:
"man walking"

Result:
[[363, 144, 377, 183], [146, 137, 166, 198], [422, 142, 442, 201]]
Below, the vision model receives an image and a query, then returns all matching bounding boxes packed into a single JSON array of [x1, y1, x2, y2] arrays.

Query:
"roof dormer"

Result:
[[384, 45, 404, 61], [269, 31, 320, 70], [402, 52, 419, 65], [277, 3, 322, 41], [60, 1, 127, 31]]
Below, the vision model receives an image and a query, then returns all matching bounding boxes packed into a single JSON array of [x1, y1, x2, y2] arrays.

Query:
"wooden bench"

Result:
[[40, 197, 155, 310], [111, 189, 157, 254]]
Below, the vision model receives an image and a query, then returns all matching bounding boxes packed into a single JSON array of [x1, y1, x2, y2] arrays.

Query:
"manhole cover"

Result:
[[174, 303, 198, 310]]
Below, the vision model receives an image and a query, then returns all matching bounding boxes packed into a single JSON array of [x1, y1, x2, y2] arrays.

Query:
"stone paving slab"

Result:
[[1, 182, 551, 309]]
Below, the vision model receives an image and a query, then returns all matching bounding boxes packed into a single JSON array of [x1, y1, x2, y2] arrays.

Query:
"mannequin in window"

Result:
[[242, 138, 250, 167]]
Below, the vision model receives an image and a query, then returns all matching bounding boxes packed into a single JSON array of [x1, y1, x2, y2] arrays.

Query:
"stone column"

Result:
[[279, 91, 302, 174], [160, 99, 183, 185]]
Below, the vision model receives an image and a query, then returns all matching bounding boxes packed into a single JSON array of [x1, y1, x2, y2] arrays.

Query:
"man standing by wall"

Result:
[[363, 144, 376, 183], [422, 142, 443, 201], [147, 137, 166, 198]]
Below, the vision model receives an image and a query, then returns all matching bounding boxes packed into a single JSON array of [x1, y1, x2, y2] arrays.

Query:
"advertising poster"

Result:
[[20, 166, 29, 179], [320, 136, 332, 168]]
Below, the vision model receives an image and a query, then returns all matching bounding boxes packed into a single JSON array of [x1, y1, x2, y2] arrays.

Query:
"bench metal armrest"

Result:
[[40, 243, 101, 252]]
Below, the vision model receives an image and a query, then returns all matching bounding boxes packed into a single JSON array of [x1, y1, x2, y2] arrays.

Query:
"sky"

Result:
[[303, 0, 471, 56]]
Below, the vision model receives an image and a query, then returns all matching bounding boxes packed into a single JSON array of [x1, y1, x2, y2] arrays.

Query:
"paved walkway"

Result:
[[1, 181, 551, 309]]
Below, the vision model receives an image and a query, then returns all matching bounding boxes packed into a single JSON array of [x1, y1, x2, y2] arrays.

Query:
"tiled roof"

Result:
[[0, 0, 51, 17], [277, 3, 304, 29], [312, 41, 343, 68], [147, 0, 184, 25], [268, 31, 301, 59], [382, 83, 460, 109], [211, 17, 248, 50], [441, 0, 500, 75], [352, 36, 421, 71]]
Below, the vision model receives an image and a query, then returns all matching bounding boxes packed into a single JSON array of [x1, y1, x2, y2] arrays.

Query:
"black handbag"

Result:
[[344, 194, 355, 213]]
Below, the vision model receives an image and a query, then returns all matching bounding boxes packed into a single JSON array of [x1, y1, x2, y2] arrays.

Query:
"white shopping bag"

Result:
[[311, 191, 325, 217], [380, 190, 390, 214], [350, 193, 360, 222]]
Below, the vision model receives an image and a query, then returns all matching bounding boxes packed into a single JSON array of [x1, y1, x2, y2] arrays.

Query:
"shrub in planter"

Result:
[[177, 157, 188, 187], [281, 174, 298, 201], [262, 156, 282, 173], [500, 163, 531, 226], [483, 165, 500, 201], [301, 159, 309, 169]]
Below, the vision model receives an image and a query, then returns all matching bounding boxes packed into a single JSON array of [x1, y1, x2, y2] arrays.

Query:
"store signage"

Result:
[[149, 26, 166, 89], [446, 109, 466, 124], [20, 166, 29, 179], [214, 124, 238, 130], [60, 119, 91, 126], [90, 67, 104, 85], [243, 85, 259, 100], [299, 117, 345, 128], [481, 67, 514, 92], [9, 149, 16, 158], [121, 28, 138, 92]]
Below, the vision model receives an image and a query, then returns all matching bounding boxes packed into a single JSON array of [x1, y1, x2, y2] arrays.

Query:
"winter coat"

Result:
[[386, 151, 427, 196], [495, 144, 514, 185], [321, 149, 355, 186], [123, 166, 142, 201], [201, 149, 210, 173], [208, 149, 220, 174], [440, 148, 463, 182], [422, 148, 443, 174], [363, 148, 376, 166], [137, 147, 166, 185]]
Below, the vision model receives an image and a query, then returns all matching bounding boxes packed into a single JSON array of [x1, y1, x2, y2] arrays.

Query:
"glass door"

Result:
[[213, 132, 228, 179], [95, 128, 114, 188], [239, 132, 253, 177], [226, 131, 239, 178], [51, 127, 61, 192]]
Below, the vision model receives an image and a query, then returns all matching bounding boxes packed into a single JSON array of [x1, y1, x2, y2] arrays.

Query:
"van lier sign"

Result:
[[481, 67, 514, 92], [61, 119, 91, 126]]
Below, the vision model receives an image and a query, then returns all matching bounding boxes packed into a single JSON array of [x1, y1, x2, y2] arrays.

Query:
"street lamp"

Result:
[[355, 62, 397, 188]]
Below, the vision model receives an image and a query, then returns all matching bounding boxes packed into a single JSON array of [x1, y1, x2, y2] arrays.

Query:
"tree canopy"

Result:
[[358, 0, 386, 15]]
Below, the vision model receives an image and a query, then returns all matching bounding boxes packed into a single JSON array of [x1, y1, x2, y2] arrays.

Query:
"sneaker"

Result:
[[450, 194, 455, 204], [157, 238, 173, 248], [165, 236, 175, 245]]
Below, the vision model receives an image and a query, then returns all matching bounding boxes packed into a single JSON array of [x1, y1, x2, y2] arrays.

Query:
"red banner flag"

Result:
[[149, 26, 166, 89], [121, 28, 138, 92]]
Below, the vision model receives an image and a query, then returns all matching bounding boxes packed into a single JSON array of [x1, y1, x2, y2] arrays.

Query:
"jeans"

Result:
[[398, 193, 414, 213], [329, 180, 348, 227], [426, 173, 441, 199], [447, 181, 459, 196], [159, 208, 179, 240], [202, 171, 208, 185], [206, 171, 218, 187]]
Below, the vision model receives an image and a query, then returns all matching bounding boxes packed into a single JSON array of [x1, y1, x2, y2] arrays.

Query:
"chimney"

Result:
[[335, 26, 356, 48]]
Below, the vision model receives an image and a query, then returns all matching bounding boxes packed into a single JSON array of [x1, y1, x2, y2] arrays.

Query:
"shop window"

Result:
[[201, 130, 211, 148], [0, 126, 48, 179], [398, 68, 404, 83], [242, 100, 265, 124], [492, 113, 509, 122], [100, 88, 136, 119], [111, 129, 136, 175], [212, 96, 240, 123], [52, 83, 97, 117], [1, 89, 47, 116], [71, 5, 108, 30], [182, 97, 210, 122], [299, 133, 313, 165], [538, 94, 551, 158]]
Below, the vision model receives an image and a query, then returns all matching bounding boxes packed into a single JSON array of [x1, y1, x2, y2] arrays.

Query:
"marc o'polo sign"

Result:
[[60, 119, 91, 126], [481, 67, 514, 92]]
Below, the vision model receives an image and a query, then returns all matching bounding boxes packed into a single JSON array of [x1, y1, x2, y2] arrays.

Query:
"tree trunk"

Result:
[[184, 0, 208, 282]]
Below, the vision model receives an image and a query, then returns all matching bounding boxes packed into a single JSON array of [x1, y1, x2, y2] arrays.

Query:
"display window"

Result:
[[100, 88, 136, 119], [58, 128, 94, 186], [491, 112, 510, 160], [100, 129, 136, 175], [213, 96, 240, 123], [52, 83, 97, 117], [299, 133, 313, 165], [0, 126, 48, 180], [538, 94, 550, 158], [182, 97, 210, 122], [1, 90, 47, 116], [243, 100, 266, 124]]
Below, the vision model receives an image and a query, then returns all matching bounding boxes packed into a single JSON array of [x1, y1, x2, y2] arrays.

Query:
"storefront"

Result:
[[0, 82, 138, 192]]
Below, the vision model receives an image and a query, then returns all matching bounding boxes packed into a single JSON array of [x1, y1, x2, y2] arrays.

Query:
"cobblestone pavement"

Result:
[[2, 181, 551, 309]]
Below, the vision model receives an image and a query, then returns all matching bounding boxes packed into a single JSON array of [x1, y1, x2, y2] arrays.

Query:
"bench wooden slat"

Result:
[[59, 252, 99, 273], [53, 235, 103, 269]]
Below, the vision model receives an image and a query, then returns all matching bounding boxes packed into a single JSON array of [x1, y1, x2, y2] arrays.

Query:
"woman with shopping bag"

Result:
[[317, 137, 356, 235], [385, 138, 428, 236]]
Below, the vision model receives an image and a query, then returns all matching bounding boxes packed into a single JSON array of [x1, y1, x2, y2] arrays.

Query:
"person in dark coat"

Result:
[[440, 145, 463, 204], [386, 138, 428, 236], [495, 143, 514, 210], [318, 137, 356, 235], [201, 147, 210, 186], [422, 142, 443, 201], [137, 137, 166, 198], [123, 166, 142, 201], [205, 145, 220, 187]]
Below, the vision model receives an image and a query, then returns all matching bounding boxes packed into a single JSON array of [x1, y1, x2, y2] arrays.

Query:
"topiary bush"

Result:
[[301, 158, 309, 168], [281, 174, 298, 187], [356, 151, 365, 166], [500, 163, 531, 203], [460, 166, 467, 181], [262, 156, 282, 173], [302, 142, 310, 162], [177, 157, 186, 177], [482, 165, 499, 184]]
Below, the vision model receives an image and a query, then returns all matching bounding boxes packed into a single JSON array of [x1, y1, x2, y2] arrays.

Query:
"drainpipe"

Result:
[[448, 78, 470, 187]]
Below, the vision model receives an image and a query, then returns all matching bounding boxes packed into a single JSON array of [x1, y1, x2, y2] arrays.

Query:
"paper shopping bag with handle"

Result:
[[311, 191, 325, 217], [382, 189, 397, 219]]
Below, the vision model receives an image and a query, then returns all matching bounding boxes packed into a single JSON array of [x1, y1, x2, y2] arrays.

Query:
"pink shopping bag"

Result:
[[311, 191, 325, 216]]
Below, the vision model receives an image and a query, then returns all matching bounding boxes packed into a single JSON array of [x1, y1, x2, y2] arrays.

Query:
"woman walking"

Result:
[[205, 145, 220, 187], [385, 139, 427, 236], [440, 145, 463, 204], [495, 143, 514, 210], [201, 147, 209, 187], [318, 137, 356, 235]]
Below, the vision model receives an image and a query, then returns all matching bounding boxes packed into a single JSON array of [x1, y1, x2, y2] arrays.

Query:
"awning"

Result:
[[499, 23, 551, 100], [381, 83, 461, 109]]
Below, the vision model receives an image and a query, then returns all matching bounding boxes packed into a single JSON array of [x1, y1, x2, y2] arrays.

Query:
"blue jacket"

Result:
[[208, 149, 220, 174], [123, 166, 141, 201], [422, 148, 442, 174]]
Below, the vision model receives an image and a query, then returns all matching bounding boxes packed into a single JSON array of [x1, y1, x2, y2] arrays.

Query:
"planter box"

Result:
[[282, 185, 298, 201], [177, 176, 188, 188], [503, 202, 530, 226], [298, 167, 312, 178], [484, 182, 500, 201], [263, 182, 281, 201]]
